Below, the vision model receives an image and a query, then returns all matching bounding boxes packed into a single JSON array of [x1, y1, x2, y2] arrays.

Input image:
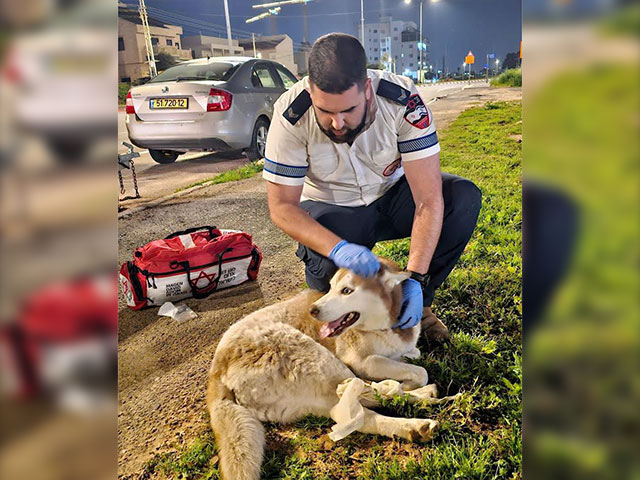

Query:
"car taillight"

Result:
[[207, 88, 232, 112], [125, 91, 135, 114]]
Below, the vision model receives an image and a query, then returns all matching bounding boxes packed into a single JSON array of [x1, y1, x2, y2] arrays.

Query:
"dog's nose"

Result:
[[309, 306, 319, 317]]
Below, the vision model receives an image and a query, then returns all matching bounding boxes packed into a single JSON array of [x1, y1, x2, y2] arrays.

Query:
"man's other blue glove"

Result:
[[328, 240, 380, 278], [394, 278, 423, 329]]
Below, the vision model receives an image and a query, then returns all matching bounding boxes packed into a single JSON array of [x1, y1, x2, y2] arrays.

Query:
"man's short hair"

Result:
[[308, 33, 367, 94]]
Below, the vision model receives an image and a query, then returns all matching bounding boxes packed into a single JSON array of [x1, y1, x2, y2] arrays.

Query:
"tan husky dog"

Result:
[[207, 259, 442, 480]]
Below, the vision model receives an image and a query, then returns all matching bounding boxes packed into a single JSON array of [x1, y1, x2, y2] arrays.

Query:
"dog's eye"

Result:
[[341, 287, 353, 295]]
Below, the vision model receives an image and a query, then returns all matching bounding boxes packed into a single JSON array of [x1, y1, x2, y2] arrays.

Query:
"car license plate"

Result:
[[150, 98, 188, 109]]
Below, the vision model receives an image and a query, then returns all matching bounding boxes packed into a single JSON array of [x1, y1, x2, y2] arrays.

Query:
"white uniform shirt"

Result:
[[263, 69, 440, 207]]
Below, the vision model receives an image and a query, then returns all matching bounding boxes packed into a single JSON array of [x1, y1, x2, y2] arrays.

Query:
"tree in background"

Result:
[[156, 53, 177, 72], [502, 51, 520, 70]]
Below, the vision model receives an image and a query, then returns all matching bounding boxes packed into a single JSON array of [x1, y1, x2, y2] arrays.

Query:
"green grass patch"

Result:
[[174, 161, 264, 193], [119, 83, 130, 106], [491, 69, 522, 87], [143, 101, 522, 479], [141, 430, 219, 480], [524, 63, 639, 478], [600, 4, 640, 37]]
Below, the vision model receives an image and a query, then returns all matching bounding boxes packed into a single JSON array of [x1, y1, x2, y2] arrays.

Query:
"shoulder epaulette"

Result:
[[283, 89, 312, 125], [376, 79, 410, 106]]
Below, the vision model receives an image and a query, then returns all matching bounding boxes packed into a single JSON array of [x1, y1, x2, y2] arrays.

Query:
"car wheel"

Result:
[[248, 118, 269, 160], [149, 149, 179, 164]]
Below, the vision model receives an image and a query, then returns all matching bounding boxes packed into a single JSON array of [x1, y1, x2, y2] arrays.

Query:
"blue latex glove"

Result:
[[394, 278, 423, 329], [328, 240, 380, 278]]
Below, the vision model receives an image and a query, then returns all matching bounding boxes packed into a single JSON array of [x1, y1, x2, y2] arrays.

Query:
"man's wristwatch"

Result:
[[407, 270, 430, 288]]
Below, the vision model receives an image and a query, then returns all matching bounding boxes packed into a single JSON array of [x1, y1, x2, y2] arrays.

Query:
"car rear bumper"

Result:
[[125, 113, 251, 151], [128, 137, 233, 151]]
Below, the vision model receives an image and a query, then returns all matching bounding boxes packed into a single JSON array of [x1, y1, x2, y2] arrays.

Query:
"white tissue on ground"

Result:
[[158, 302, 198, 322]]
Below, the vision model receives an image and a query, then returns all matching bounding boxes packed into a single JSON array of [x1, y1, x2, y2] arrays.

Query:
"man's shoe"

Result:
[[421, 307, 450, 342]]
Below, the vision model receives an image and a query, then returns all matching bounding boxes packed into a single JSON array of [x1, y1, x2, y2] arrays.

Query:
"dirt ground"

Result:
[[117, 85, 522, 478]]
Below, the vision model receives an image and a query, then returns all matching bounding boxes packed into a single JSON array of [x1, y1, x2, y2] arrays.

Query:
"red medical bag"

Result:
[[119, 226, 262, 310]]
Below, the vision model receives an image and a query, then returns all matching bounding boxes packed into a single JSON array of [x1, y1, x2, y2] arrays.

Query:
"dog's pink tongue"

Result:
[[319, 323, 333, 338]]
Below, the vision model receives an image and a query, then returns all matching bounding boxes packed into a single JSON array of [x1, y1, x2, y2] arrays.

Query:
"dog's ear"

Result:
[[379, 266, 410, 289]]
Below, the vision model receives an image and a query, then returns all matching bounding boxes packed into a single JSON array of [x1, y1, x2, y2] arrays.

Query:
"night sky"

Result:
[[129, 0, 521, 73]]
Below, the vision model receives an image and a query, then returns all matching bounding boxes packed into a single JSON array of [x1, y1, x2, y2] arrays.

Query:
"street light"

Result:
[[245, 7, 280, 23], [253, 0, 311, 7], [404, 0, 424, 83], [402, 0, 441, 82]]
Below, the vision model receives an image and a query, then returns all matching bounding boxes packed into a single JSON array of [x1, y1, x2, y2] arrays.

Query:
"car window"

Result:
[[275, 66, 297, 89], [149, 62, 240, 83], [253, 65, 277, 88], [250, 70, 262, 88]]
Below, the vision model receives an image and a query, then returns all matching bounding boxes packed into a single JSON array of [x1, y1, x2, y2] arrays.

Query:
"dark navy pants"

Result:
[[296, 173, 482, 306]]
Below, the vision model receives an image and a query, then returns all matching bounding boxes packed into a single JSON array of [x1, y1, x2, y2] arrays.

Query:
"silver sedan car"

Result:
[[125, 56, 297, 163]]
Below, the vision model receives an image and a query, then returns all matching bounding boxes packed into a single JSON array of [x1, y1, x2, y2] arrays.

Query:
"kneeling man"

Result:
[[263, 33, 481, 340]]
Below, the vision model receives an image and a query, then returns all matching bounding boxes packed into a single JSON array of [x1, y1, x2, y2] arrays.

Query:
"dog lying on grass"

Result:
[[207, 259, 451, 480]]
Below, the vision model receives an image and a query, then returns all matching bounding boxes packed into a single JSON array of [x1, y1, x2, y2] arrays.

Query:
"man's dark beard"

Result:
[[316, 102, 368, 144]]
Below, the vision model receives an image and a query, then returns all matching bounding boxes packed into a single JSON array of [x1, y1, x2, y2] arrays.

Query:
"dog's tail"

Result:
[[207, 374, 265, 480]]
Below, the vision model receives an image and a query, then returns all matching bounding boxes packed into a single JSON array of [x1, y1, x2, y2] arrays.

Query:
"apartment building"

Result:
[[238, 35, 297, 76], [181, 34, 245, 59], [361, 16, 429, 81], [118, 4, 191, 82]]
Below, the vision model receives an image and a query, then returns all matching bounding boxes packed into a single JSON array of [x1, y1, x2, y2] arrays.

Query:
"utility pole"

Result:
[[360, 0, 365, 45], [223, 0, 233, 55], [138, 0, 157, 78], [418, 0, 423, 84], [486, 53, 489, 83], [252, 33, 257, 58], [303, 1, 309, 44]]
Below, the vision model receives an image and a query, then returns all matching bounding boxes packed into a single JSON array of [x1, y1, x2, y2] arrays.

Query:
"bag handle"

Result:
[[170, 248, 233, 299], [126, 261, 149, 302], [164, 226, 218, 240]]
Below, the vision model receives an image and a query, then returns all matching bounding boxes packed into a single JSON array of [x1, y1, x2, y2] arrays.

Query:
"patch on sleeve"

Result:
[[404, 94, 430, 129]]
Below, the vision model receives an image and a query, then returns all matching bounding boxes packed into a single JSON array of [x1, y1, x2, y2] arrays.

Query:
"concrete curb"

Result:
[[427, 93, 448, 105]]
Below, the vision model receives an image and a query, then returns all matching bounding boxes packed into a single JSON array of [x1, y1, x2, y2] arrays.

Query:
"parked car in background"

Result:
[[125, 56, 298, 164], [2, 2, 115, 164]]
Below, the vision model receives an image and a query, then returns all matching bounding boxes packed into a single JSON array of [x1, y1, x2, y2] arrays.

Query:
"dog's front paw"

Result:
[[408, 419, 438, 442], [402, 366, 429, 390], [403, 347, 421, 360], [407, 383, 438, 400]]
